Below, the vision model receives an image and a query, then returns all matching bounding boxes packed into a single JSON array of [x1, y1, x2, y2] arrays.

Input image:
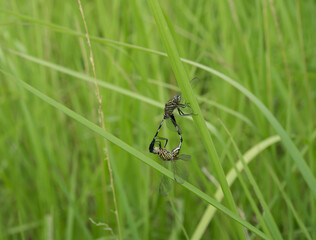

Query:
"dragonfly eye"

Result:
[[174, 95, 181, 102]]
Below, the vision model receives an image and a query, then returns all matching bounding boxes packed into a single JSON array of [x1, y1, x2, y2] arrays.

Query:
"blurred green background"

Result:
[[0, 0, 315, 239]]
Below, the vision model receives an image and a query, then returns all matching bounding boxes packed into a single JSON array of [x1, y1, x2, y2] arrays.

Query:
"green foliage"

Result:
[[0, 0, 315, 239]]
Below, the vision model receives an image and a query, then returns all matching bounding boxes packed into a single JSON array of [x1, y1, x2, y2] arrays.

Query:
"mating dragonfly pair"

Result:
[[149, 87, 195, 195]]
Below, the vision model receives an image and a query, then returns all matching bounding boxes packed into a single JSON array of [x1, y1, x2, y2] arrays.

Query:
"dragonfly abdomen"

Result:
[[157, 148, 180, 161]]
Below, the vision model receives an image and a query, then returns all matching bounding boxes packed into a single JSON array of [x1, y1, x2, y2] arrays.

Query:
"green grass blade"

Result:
[[221, 122, 283, 240], [147, 0, 246, 238], [192, 135, 281, 240], [266, 164, 312, 240]]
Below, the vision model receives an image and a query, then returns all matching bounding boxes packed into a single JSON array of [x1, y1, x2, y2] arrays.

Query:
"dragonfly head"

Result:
[[173, 95, 181, 103]]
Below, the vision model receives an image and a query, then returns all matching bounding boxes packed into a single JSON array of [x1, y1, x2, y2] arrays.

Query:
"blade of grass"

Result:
[[192, 135, 281, 240], [217, 137, 274, 239], [220, 120, 283, 240], [147, 0, 246, 238], [3, 71, 269, 240], [108, 149, 141, 240], [266, 163, 312, 240], [167, 197, 189, 240]]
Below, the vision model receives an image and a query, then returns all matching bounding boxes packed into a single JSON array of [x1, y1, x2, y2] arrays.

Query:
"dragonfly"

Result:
[[149, 78, 197, 194], [149, 84, 197, 152], [150, 134, 191, 195]]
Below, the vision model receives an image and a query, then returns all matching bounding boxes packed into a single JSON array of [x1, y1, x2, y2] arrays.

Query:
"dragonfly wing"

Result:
[[171, 159, 188, 184], [190, 77, 200, 89], [174, 77, 199, 99], [159, 161, 172, 196], [159, 174, 172, 196], [178, 154, 191, 161]]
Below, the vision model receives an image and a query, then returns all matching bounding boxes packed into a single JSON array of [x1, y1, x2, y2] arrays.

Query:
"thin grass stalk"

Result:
[[76, 1, 122, 239]]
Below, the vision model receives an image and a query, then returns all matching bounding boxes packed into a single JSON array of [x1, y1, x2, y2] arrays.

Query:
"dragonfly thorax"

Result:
[[164, 95, 182, 118]]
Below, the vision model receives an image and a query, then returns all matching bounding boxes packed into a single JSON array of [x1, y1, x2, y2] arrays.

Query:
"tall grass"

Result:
[[0, 0, 315, 239]]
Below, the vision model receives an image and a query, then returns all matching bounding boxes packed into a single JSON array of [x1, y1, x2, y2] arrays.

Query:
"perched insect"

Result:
[[149, 93, 196, 153], [150, 135, 191, 195], [149, 78, 198, 194], [150, 78, 199, 149]]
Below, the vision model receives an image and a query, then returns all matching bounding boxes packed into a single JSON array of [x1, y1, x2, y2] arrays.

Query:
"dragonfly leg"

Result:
[[155, 136, 169, 148], [177, 108, 192, 116], [149, 137, 165, 153], [178, 103, 188, 107]]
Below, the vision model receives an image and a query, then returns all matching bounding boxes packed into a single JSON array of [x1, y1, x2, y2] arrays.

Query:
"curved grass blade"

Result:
[[220, 121, 283, 240], [191, 136, 281, 240]]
